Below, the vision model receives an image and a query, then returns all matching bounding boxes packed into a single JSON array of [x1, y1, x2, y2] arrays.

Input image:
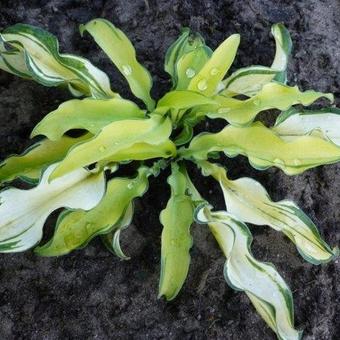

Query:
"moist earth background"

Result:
[[0, 0, 339, 339]]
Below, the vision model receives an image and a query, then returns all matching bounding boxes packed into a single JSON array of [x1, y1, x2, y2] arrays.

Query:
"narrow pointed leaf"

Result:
[[159, 164, 194, 300], [0, 134, 91, 184], [32, 97, 145, 141], [0, 24, 116, 98], [204, 82, 333, 126], [0, 163, 105, 252], [273, 107, 340, 146], [196, 207, 301, 340], [271, 23, 293, 83], [188, 34, 240, 96], [184, 121, 340, 174], [36, 168, 148, 256], [80, 18, 154, 110], [50, 114, 172, 180], [200, 162, 337, 264]]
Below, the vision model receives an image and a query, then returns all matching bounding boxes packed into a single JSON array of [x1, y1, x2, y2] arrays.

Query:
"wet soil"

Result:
[[0, 0, 339, 339]]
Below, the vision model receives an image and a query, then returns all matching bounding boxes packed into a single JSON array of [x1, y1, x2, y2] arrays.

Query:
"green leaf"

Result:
[[164, 28, 210, 88], [50, 114, 173, 180], [196, 207, 302, 340], [80, 18, 154, 110], [175, 46, 212, 90], [0, 163, 105, 252], [183, 121, 340, 175], [157, 90, 216, 122], [0, 134, 91, 184], [187, 33, 240, 96], [159, 163, 194, 300], [32, 97, 145, 141], [273, 107, 340, 146], [0, 24, 116, 98], [199, 161, 337, 264], [271, 23, 293, 83], [203, 82, 333, 126], [36, 167, 149, 256], [101, 202, 134, 260]]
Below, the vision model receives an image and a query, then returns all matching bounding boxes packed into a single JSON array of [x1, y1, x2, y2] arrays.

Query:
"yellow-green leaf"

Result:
[[32, 97, 145, 141], [80, 18, 154, 110], [159, 163, 194, 300]]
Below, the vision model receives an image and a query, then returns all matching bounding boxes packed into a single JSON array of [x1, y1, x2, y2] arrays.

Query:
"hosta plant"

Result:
[[0, 19, 339, 339]]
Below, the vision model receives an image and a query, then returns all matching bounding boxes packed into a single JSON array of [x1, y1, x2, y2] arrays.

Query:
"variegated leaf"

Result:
[[0, 24, 116, 98], [202, 82, 333, 126], [199, 161, 337, 264], [196, 207, 302, 340], [36, 167, 149, 256], [0, 134, 91, 184], [273, 107, 340, 146], [183, 121, 340, 174], [0, 163, 105, 252], [221, 24, 292, 97], [50, 114, 173, 180]]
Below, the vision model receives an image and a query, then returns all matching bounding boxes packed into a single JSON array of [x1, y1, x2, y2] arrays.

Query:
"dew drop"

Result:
[[122, 64, 132, 76], [197, 79, 208, 91], [85, 222, 93, 234], [170, 239, 177, 246], [185, 68, 196, 78], [210, 67, 219, 75], [99, 145, 106, 152], [127, 182, 134, 189]]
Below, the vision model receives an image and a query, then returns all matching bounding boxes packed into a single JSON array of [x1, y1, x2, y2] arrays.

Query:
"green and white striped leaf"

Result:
[[0, 163, 105, 252], [183, 121, 340, 175], [159, 163, 194, 300], [0, 134, 90, 184], [101, 202, 134, 260], [50, 114, 173, 180], [196, 207, 301, 340], [187, 33, 240, 96], [200, 161, 337, 264], [0, 24, 116, 98], [36, 167, 148, 256], [222, 65, 278, 97], [32, 97, 144, 141], [273, 107, 340, 146], [203, 82, 333, 126], [221, 24, 292, 97], [80, 19, 154, 110], [271, 23, 293, 83]]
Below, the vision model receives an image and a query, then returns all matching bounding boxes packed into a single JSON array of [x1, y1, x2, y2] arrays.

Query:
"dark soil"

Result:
[[0, 0, 339, 339]]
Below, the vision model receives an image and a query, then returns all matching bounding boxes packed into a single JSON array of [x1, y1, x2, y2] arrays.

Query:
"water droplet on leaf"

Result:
[[122, 65, 132, 76], [218, 107, 230, 114], [253, 98, 261, 106], [197, 79, 208, 91], [185, 68, 196, 78], [99, 145, 106, 152]]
